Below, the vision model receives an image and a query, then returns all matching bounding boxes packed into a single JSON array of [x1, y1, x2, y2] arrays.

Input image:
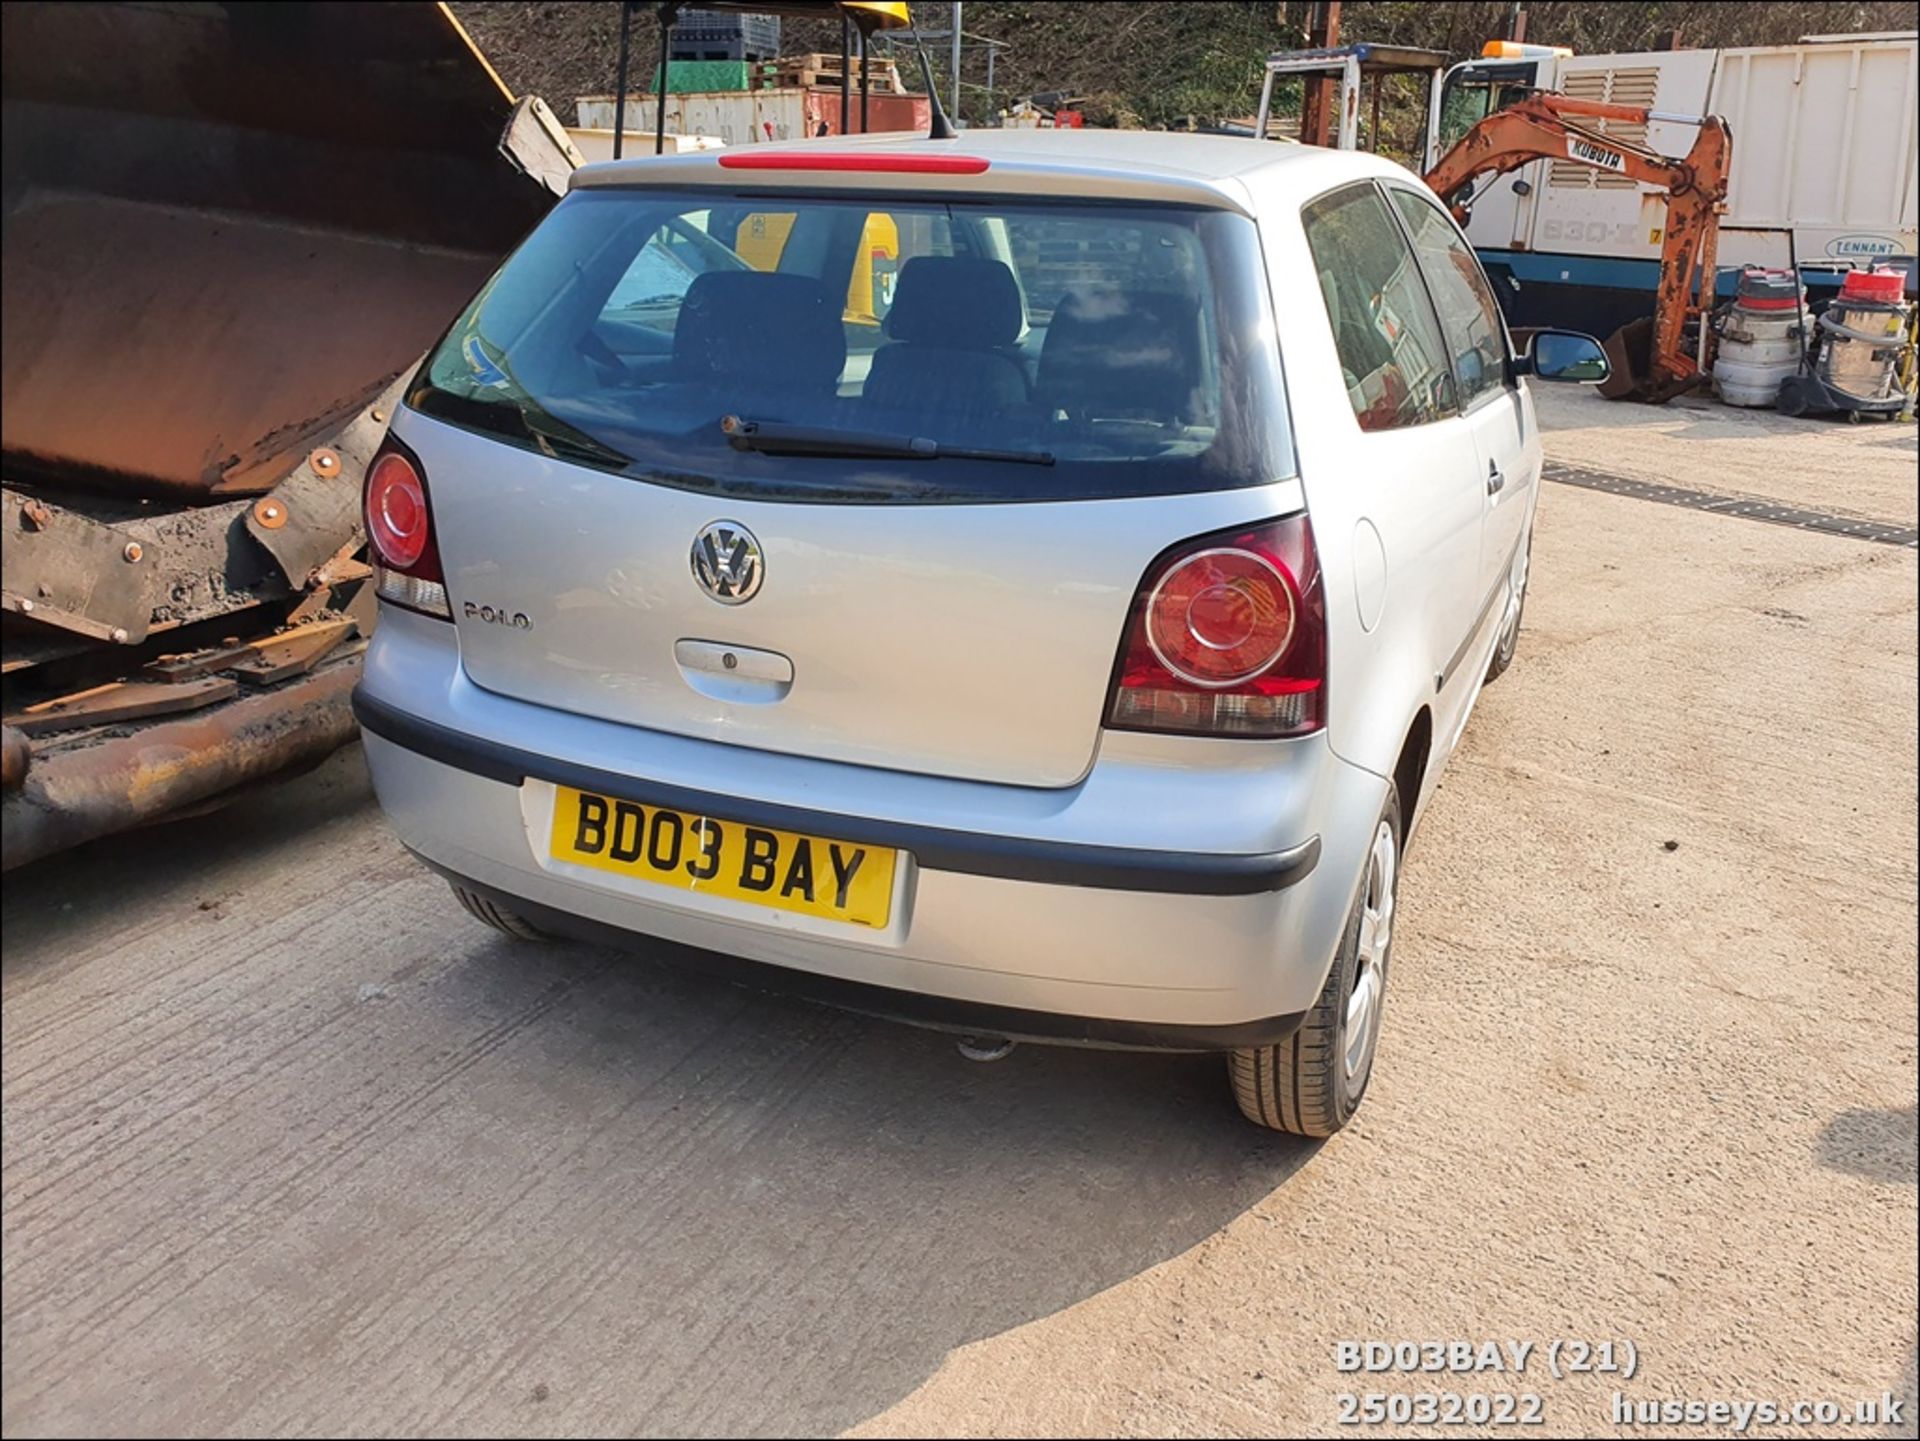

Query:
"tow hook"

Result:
[[956, 1035, 1016, 1062]]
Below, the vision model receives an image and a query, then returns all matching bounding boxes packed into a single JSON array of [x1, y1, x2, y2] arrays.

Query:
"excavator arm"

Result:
[[1424, 92, 1732, 403]]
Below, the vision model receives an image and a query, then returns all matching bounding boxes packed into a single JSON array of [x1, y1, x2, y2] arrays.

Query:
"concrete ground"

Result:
[[4, 395, 1916, 1439], [1534, 382, 1920, 527]]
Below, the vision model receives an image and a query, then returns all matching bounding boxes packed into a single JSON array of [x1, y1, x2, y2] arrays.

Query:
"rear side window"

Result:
[[408, 188, 1292, 505], [1388, 187, 1510, 407], [1301, 184, 1455, 431]]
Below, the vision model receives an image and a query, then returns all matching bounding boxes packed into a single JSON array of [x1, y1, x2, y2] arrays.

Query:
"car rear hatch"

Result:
[[402, 156, 1294, 789]]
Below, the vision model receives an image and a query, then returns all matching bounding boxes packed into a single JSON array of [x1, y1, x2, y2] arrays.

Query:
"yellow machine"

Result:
[[730, 210, 902, 325]]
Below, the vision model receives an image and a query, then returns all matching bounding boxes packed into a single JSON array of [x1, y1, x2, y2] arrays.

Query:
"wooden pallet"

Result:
[[760, 53, 906, 94]]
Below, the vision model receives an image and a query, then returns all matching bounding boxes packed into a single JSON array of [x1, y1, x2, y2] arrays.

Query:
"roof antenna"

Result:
[[904, 11, 957, 138]]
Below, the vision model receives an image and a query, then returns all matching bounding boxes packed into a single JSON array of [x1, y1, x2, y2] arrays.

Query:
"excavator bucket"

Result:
[[1598, 317, 1658, 401], [2, 1, 568, 501], [2, 2, 576, 868], [1598, 318, 1710, 405]]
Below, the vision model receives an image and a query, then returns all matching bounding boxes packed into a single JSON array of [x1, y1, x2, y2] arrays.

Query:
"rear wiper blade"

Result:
[[722, 415, 1053, 466]]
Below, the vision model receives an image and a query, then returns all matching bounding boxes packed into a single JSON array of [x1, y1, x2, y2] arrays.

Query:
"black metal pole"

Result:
[[655, 3, 674, 156], [612, 0, 632, 159], [860, 28, 871, 132], [840, 14, 851, 135]]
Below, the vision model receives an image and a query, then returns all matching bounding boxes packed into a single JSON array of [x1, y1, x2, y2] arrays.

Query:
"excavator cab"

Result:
[[1427, 43, 1574, 166], [1431, 63, 1536, 169]]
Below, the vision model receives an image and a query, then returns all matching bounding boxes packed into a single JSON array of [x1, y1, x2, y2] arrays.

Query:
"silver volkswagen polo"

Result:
[[354, 130, 1603, 1133]]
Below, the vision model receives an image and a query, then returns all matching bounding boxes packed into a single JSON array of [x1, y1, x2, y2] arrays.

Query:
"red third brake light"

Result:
[[716, 152, 991, 174], [363, 437, 450, 618], [1106, 515, 1326, 738]]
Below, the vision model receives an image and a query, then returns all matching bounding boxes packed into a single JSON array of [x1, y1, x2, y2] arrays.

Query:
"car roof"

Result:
[[570, 128, 1414, 217]]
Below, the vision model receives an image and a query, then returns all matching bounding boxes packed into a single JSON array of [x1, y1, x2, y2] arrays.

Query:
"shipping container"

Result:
[[578, 87, 930, 145], [566, 129, 726, 163]]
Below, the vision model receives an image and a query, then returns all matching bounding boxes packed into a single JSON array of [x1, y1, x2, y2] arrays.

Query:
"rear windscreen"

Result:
[[408, 188, 1293, 503]]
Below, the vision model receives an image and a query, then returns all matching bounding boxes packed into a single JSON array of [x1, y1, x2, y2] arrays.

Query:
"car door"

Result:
[[1295, 180, 1489, 791], [1386, 182, 1536, 688]]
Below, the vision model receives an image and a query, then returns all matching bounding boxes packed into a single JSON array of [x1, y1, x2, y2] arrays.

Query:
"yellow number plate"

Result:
[[549, 786, 896, 928]]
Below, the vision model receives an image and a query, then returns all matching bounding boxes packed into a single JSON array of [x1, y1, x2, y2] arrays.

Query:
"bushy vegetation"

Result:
[[454, 1, 1918, 128]]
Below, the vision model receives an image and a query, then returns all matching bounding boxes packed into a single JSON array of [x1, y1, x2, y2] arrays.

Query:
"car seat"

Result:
[[1034, 286, 1204, 427], [672, 271, 847, 401], [863, 257, 1030, 420]]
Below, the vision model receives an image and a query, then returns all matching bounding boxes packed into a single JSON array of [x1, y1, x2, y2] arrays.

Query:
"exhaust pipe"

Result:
[[956, 1036, 1016, 1063]]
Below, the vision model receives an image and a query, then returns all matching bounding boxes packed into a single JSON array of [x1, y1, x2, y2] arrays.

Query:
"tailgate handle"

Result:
[[674, 639, 794, 703]]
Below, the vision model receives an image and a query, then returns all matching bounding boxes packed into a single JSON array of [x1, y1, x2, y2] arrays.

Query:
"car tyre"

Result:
[[450, 882, 549, 941], [1229, 787, 1401, 1136], [1483, 532, 1532, 683]]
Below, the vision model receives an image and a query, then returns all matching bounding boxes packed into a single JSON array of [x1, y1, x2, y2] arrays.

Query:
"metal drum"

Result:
[[1713, 269, 1806, 408], [1816, 267, 1911, 405]]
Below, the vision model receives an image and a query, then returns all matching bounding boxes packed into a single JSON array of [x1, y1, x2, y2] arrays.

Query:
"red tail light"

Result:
[[363, 437, 451, 618], [1105, 515, 1326, 738]]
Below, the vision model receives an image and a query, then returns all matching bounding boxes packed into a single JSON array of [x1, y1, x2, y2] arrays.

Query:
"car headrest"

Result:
[[672, 271, 847, 391], [884, 257, 1024, 349], [1036, 288, 1203, 421]]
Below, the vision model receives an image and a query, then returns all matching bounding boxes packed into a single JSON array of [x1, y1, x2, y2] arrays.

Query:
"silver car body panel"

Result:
[[415, 411, 1308, 789], [361, 606, 1386, 1027], [1235, 150, 1543, 801]]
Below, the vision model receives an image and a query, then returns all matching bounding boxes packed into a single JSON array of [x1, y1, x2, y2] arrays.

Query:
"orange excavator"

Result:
[[1423, 92, 1733, 403]]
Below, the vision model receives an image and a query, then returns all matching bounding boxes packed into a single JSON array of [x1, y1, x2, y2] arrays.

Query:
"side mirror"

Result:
[[1514, 327, 1610, 383]]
